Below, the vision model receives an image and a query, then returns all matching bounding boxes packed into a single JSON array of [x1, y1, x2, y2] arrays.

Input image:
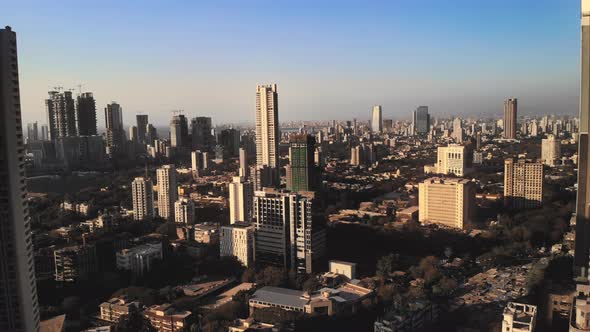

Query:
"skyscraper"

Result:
[[253, 189, 326, 274], [575, 0, 590, 278], [46, 90, 76, 139], [220, 128, 240, 158], [0, 25, 40, 332], [503, 98, 518, 139], [541, 135, 561, 167], [191, 116, 212, 151], [255, 84, 280, 185], [286, 134, 319, 192], [105, 102, 125, 155], [174, 198, 195, 225], [239, 147, 248, 178], [26, 122, 38, 142], [157, 165, 178, 221], [132, 177, 154, 221], [504, 159, 543, 209], [413, 106, 430, 135], [228, 176, 253, 224], [76, 92, 97, 136], [452, 118, 463, 143], [371, 105, 383, 133], [136, 114, 148, 143], [170, 114, 188, 148]]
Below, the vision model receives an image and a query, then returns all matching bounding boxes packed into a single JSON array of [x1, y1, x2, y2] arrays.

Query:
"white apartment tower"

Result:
[[174, 198, 195, 225], [541, 134, 561, 167], [418, 177, 476, 229], [220, 223, 255, 267], [436, 144, 470, 176], [255, 84, 280, 185], [229, 176, 254, 224], [0, 25, 40, 332], [157, 165, 178, 221], [131, 177, 154, 221], [371, 105, 383, 133]]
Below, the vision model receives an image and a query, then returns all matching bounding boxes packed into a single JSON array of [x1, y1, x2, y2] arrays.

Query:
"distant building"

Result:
[[351, 143, 375, 167], [157, 165, 178, 221], [413, 106, 430, 135], [136, 114, 149, 143], [174, 198, 195, 225], [194, 223, 220, 244], [143, 304, 192, 332], [501, 302, 537, 332], [54, 245, 98, 282], [116, 242, 163, 276], [436, 144, 470, 176], [452, 118, 463, 143], [372, 105, 383, 133], [229, 176, 254, 224], [418, 177, 476, 229], [255, 84, 280, 186], [191, 116, 213, 151], [76, 92, 97, 136], [504, 159, 544, 209], [46, 90, 77, 139], [542, 134, 561, 167], [105, 102, 125, 155], [504, 98, 518, 139], [220, 128, 240, 158], [170, 114, 189, 148], [220, 223, 255, 267], [132, 177, 154, 221]]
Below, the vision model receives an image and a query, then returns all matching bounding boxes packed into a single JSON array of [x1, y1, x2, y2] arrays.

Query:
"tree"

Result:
[[241, 267, 256, 282], [302, 276, 321, 292], [376, 253, 399, 278], [114, 311, 156, 332], [255, 266, 288, 287]]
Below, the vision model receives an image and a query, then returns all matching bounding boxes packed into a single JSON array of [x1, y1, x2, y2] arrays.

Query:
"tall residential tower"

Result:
[[255, 84, 280, 186], [503, 98, 517, 139]]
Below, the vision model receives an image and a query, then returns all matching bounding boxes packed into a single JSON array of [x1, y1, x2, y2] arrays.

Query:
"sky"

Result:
[[3, 0, 581, 127]]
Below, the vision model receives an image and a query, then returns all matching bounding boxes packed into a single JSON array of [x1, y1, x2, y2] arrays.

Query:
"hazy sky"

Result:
[[5, 0, 581, 127]]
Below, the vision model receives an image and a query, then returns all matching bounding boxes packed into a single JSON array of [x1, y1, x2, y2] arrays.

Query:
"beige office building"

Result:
[[229, 176, 253, 224], [436, 144, 469, 176], [157, 165, 178, 221], [541, 135, 561, 167], [504, 159, 544, 209], [418, 177, 476, 229], [220, 223, 255, 267], [132, 177, 154, 221]]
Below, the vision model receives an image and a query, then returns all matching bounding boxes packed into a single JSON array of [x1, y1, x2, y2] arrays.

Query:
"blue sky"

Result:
[[3, 0, 581, 126]]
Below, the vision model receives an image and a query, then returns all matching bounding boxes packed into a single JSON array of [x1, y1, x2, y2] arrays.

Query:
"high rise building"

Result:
[[418, 177, 476, 229], [220, 128, 240, 158], [157, 165, 178, 221], [503, 98, 518, 139], [504, 159, 543, 209], [541, 135, 561, 167], [40, 124, 49, 141], [239, 147, 248, 178], [105, 102, 125, 155], [371, 105, 383, 133], [46, 90, 76, 139], [286, 134, 319, 192], [452, 118, 463, 143], [255, 84, 280, 186], [129, 126, 138, 142], [253, 189, 326, 274], [170, 114, 188, 148], [191, 117, 212, 151], [132, 177, 154, 221], [26, 122, 38, 142], [413, 106, 430, 135], [229, 176, 254, 224], [220, 223, 255, 267], [576, 0, 590, 279], [136, 114, 148, 143], [350, 143, 376, 167], [0, 26, 40, 332], [174, 198, 195, 225], [76, 92, 97, 136], [435, 144, 470, 176]]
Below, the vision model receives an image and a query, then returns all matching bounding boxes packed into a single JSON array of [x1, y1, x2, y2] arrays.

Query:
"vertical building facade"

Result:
[[46, 90, 76, 139], [229, 176, 254, 224], [220, 223, 255, 267], [541, 134, 561, 167], [0, 26, 40, 332], [371, 105, 383, 133], [436, 144, 469, 176], [418, 177, 476, 230], [191, 116, 212, 151], [286, 134, 319, 192], [76, 92, 97, 136], [105, 102, 125, 155], [413, 106, 430, 135], [503, 98, 518, 139], [504, 159, 544, 209], [157, 165, 178, 221], [255, 84, 280, 185], [136, 114, 148, 144], [170, 114, 188, 148], [131, 177, 154, 221], [174, 198, 195, 225]]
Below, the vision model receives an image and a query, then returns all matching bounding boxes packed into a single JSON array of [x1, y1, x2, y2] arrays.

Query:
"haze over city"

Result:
[[5, 0, 581, 126]]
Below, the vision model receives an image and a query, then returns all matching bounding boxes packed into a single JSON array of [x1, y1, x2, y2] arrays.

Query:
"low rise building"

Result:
[[116, 242, 163, 276], [329, 260, 357, 280], [54, 245, 98, 282], [194, 223, 219, 244], [374, 300, 439, 332], [143, 303, 192, 332], [501, 302, 537, 332], [99, 297, 142, 323]]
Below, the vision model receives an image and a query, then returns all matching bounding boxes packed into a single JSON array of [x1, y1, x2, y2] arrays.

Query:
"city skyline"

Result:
[[5, 0, 580, 127]]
